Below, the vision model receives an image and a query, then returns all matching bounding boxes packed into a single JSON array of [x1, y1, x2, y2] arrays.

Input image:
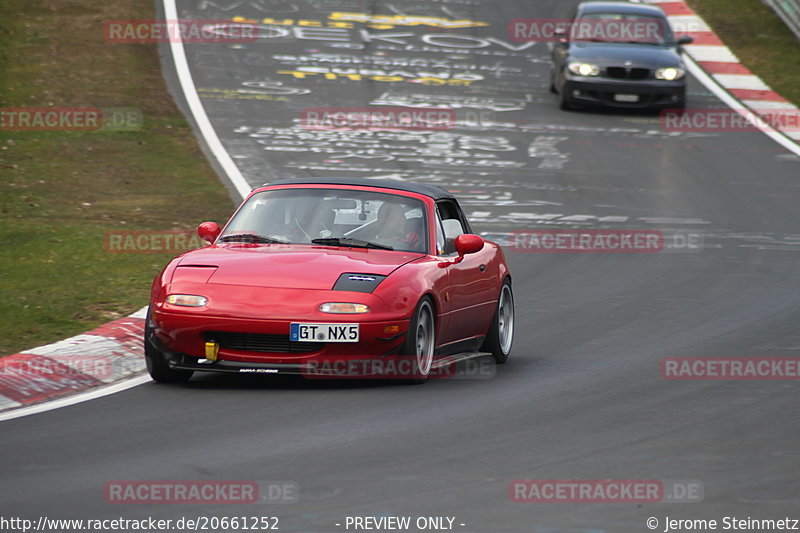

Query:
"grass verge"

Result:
[[687, 0, 800, 106], [0, 0, 235, 355]]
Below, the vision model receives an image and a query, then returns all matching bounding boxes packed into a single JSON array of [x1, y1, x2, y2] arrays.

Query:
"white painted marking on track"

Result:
[[163, 0, 251, 200], [712, 74, 771, 91], [639, 217, 711, 224], [741, 100, 797, 110], [684, 54, 800, 158], [558, 215, 599, 221], [684, 45, 738, 63], [0, 395, 22, 411], [0, 375, 152, 422]]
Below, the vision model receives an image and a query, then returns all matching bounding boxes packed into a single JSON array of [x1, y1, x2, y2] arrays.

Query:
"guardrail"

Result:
[[763, 0, 800, 42]]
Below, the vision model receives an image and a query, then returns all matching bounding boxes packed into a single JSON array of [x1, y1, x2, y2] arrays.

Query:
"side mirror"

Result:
[[197, 221, 221, 243], [554, 26, 568, 43], [438, 234, 485, 268], [455, 234, 485, 256], [677, 35, 694, 45]]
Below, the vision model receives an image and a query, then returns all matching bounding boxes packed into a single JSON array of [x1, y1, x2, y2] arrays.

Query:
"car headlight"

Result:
[[568, 62, 600, 76], [655, 67, 685, 81], [319, 303, 370, 314], [166, 294, 208, 307]]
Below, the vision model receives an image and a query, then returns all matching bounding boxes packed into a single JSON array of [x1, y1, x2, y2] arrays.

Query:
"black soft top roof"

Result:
[[263, 177, 455, 200]]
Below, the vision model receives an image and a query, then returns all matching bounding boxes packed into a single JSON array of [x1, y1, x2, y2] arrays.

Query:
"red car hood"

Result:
[[175, 244, 422, 290]]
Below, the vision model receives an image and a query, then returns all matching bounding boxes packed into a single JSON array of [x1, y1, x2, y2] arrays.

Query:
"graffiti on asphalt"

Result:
[[233, 126, 525, 169], [528, 136, 571, 170], [240, 79, 312, 95], [371, 92, 530, 112]]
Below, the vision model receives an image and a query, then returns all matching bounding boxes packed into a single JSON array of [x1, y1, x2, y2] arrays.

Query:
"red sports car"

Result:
[[145, 178, 514, 383]]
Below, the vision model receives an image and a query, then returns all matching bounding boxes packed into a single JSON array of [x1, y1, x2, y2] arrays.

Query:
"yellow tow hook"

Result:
[[205, 341, 220, 362]]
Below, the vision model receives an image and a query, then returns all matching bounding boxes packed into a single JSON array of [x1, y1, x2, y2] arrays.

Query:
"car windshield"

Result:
[[571, 13, 674, 45], [219, 188, 428, 253]]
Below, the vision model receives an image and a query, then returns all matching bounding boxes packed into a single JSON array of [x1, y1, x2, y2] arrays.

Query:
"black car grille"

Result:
[[606, 67, 650, 80], [206, 331, 323, 353]]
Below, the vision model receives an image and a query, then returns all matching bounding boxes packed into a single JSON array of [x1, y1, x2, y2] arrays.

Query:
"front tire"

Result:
[[144, 318, 193, 384], [401, 297, 436, 383], [482, 279, 514, 363], [558, 84, 573, 110]]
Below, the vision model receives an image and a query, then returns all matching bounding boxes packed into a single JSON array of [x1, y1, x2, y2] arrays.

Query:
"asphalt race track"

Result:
[[3, 0, 800, 531]]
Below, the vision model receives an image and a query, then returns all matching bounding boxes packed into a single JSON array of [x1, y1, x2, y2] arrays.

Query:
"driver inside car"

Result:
[[372, 202, 425, 252]]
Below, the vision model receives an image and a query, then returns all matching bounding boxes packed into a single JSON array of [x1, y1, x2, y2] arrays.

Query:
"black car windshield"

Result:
[[219, 188, 428, 253], [571, 13, 674, 45]]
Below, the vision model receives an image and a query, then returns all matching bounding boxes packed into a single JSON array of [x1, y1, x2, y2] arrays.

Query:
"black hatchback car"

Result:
[[550, 1, 693, 110]]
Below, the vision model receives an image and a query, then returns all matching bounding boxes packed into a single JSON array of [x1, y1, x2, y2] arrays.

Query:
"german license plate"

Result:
[[290, 323, 359, 342], [614, 93, 639, 102]]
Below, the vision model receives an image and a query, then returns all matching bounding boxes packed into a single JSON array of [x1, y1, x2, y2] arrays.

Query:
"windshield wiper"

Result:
[[580, 38, 661, 45], [311, 237, 394, 251], [218, 233, 290, 244]]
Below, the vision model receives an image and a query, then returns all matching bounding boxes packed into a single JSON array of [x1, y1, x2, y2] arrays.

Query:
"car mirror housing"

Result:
[[197, 221, 221, 243], [677, 35, 694, 45], [455, 234, 485, 256], [438, 234, 485, 268]]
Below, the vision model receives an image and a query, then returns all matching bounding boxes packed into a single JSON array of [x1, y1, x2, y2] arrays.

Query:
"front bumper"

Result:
[[149, 307, 411, 367], [563, 76, 685, 108], [146, 330, 433, 379]]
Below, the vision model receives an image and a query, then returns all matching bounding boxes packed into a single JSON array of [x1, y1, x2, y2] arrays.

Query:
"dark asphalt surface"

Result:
[[2, 0, 800, 531]]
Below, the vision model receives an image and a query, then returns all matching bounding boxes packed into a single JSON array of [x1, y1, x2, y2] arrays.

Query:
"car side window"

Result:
[[436, 200, 467, 255]]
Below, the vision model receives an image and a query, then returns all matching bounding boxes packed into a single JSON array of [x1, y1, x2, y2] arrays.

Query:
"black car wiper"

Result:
[[311, 237, 394, 251], [580, 38, 661, 45], [218, 233, 290, 244]]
